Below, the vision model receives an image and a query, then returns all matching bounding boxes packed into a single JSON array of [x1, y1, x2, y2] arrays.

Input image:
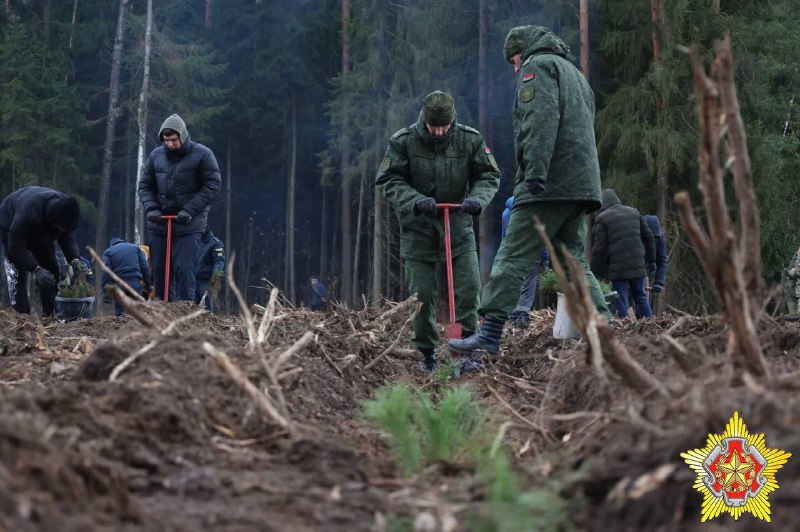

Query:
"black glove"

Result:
[[414, 196, 439, 217], [71, 258, 87, 273], [175, 210, 192, 224], [526, 179, 547, 196], [461, 198, 482, 215], [651, 284, 662, 293], [34, 267, 57, 291], [147, 209, 164, 223]]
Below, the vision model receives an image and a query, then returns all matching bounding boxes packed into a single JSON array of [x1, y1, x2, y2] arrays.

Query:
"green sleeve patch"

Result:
[[487, 154, 499, 171], [520, 87, 535, 103], [380, 157, 391, 172]]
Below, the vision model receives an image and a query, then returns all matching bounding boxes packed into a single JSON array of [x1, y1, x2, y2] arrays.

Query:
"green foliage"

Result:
[[364, 384, 574, 530], [363, 384, 486, 474], [539, 270, 612, 296], [58, 269, 94, 298]]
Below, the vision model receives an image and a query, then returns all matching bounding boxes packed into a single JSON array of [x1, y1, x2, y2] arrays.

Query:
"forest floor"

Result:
[[1, 299, 800, 531]]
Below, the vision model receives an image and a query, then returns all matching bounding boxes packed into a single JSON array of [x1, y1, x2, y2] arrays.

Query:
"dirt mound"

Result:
[[1, 301, 799, 530]]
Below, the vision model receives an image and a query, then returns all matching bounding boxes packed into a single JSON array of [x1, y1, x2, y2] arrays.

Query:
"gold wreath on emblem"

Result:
[[380, 157, 391, 172], [520, 87, 535, 103]]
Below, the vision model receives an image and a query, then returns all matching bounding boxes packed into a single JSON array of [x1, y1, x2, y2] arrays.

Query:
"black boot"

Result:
[[448, 316, 504, 357], [418, 348, 437, 373]]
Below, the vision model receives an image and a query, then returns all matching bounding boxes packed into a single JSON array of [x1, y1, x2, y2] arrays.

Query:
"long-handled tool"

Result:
[[437, 203, 462, 340], [161, 215, 176, 302]]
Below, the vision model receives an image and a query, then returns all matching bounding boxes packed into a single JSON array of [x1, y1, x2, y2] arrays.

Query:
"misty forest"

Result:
[[1, 0, 798, 312]]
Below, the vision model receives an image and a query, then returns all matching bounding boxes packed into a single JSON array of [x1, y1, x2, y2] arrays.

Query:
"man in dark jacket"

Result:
[[450, 26, 610, 363], [644, 214, 667, 313], [138, 114, 221, 302], [377, 90, 500, 371], [195, 229, 225, 311], [591, 189, 656, 319], [102, 237, 152, 316], [0, 186, 83, 316]]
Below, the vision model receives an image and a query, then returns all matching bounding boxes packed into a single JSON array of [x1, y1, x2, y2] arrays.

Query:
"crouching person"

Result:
[[102, 237, 152, 315]]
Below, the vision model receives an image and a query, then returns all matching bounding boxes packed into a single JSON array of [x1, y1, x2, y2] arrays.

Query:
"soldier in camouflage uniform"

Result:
[[783, 246, 800, 315], [376, 91, 501, 371], [450, 25, 611, 364]]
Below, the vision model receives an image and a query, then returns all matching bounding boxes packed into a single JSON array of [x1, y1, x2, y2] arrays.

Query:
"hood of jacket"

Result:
[[518, 25, 572, 63], [644, 214, 663, 238], [600, 189, 621, 210], [109, 237, 124, 247]]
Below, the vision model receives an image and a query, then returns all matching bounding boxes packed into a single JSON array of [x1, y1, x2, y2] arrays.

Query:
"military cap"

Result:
[[421, 91, 455, 127], [504, 26, 528, 60]]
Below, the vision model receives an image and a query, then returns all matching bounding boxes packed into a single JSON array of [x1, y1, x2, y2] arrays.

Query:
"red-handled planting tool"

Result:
[[161, 215, 176, 302], [437, 203, 462, 340]]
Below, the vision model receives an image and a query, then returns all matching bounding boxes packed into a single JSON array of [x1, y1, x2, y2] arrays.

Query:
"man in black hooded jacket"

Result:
[[590, 189, 655, 318], [138, 114, 221, 302], [0, 186, 83, 315]]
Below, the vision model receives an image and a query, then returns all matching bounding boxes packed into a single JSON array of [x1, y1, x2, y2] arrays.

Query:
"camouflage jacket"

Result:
[[376, 115, 500, 261], [511, 26, 601, 212]]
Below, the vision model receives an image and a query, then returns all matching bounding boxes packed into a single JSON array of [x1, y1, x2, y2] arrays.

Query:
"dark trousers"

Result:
[[149, 232, 201, 302], [611, 277, 653, 319], [1, 235, 59, 316], [114, 277, 142, 316]]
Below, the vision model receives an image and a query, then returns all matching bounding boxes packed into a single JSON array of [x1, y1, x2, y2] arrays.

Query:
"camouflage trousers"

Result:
[[480, 201, 611, 321], [405, 252, 480, 351]]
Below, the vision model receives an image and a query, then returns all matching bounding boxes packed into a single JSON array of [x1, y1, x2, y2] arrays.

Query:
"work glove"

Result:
[[460, 198, 482, 215], [651, 283, 663, 293], [414, 196, 439, 217], [175, 210, 192, 224], [34, 267, 57, 291], [526, 179, 547, 196], [147, 209, 164, 223], [71, 258, 86, 273]]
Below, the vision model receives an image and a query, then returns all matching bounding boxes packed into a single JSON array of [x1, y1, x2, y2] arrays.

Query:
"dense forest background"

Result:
[[1, 0, 798, 313]]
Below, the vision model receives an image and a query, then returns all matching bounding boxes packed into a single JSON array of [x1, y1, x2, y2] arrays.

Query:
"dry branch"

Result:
[[106, 285, 153, 327], [363, 303, 420, 371], [226, 254, 257, 348], [271, 331, 315, 373], [256, 288, 280, 346], [202, 342, 294, 435], [675, 41, 769, 380], [109, 340, 157, 382]]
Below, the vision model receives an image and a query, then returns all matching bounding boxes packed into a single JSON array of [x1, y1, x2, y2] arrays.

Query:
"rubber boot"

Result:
[[418, 347, 436, 373], [448, 316, 504, 357]]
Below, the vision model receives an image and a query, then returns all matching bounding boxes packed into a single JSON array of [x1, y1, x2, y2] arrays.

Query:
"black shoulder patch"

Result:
[[391, 128, 411, 140]]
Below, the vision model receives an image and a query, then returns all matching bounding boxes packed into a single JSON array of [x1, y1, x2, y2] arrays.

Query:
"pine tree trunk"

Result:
[[339, 0, 353, 306], [580, 0, 589, 78], [319, 186, 328, 280], [477, 0, 493, 284], [95, 0, 129, 293], [284, 95, 297, 304], [225, 139, 232, 313], [42, 0, 50, 43], [371, 188, 383, 307], [652, 0, 667, 225], [68, 0, 79, 50], [205, 0, 213, 27], [352, 159, 366, 305], [134, 0, 152, 245]]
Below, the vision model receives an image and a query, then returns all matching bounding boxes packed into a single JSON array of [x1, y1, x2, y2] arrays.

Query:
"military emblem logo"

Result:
[[520, 87, 535, 103], [379, 157, 391, 172], [681, 411, 790, 522]]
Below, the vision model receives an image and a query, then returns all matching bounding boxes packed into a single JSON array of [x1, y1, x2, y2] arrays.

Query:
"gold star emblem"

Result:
[[716, 450, 754, 491], [682, 411, 791, 522]]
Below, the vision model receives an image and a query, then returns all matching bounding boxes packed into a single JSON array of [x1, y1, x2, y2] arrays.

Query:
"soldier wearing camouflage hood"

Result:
[[138, 114, 221, 302], [450, 25, 611, 364], [376, 91, 500, 371]]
